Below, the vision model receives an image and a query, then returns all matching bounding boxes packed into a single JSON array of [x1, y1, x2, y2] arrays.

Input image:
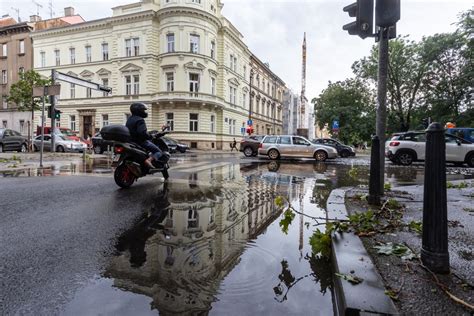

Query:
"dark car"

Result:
[[311, 138, 355, 157], [0, 128, 28, 153], [92, 132, 114, 154], [240, 135, 265, 157], [162, 136, 188, 153]]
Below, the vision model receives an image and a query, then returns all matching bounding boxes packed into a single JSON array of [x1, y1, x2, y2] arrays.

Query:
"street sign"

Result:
[[32, 84, 61, 97], [241, 127, 246, 135], [247, 119, 253, 126]]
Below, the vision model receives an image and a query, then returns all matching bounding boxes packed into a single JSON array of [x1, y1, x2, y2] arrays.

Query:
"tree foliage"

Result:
[[7, 70, 50, 112], [312, 79, 375, 145]]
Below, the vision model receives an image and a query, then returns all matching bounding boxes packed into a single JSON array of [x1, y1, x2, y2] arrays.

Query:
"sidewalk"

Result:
[[345, 180, 474, 314]]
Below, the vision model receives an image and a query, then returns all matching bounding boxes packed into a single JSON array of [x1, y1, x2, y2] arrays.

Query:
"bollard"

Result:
[[421, 122, 449, 273], [368, 135, 381, 205]]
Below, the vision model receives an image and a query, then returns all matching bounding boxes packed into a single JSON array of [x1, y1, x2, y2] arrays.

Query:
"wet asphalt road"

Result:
[[0, 176, 162, 315]]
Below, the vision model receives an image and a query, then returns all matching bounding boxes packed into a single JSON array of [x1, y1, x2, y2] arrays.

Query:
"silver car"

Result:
[[33, 134, 86, 153], [258, 135, 338, 161]]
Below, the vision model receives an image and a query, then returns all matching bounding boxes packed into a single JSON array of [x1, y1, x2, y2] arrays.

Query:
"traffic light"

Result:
[[54, 109, 61, 120], [375, 0, 400, 27], [246, 127, 254, 135], [47, 106, 52, 118], [342, 0, 374, 39]]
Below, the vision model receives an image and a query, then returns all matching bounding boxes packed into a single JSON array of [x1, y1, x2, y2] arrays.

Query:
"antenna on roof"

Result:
[[32, 0, 43, 16], [11, 7, 21, 22], [48, 0, 55, 18]]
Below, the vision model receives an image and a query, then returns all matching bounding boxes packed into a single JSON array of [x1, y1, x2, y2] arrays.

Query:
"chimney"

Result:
[[30, 15, 42, 22], [64, 7, 75, 17]]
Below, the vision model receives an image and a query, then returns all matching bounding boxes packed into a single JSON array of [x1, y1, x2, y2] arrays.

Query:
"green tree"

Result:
[[312, 79, 375, 145], [7, 70, 51, 149], [352, 37, 427, 132]]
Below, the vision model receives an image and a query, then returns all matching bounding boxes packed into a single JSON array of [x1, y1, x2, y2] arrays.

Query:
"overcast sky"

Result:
[[2, 0, 472, 99]]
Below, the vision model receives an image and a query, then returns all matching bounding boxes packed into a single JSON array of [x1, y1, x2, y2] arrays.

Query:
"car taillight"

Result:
[[389, 141, 400, 146], [114, 146, 124, 154], [259, 143, 263, 148]]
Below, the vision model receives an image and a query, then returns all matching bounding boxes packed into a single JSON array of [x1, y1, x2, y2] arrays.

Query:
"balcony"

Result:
[[156, 91, 225, 107]]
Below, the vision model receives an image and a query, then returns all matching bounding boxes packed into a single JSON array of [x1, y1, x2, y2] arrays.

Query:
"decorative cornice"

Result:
[[184, 60, 205, 71], [119, 62, 143, 72], [161, 64, 178, 70], [80, 70, 94, 77], [228, 78, 239, 87], [96, 68, 111, 76]]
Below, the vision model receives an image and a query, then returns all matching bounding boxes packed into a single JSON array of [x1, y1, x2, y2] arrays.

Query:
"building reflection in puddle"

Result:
[[104, 163, 290, 315]]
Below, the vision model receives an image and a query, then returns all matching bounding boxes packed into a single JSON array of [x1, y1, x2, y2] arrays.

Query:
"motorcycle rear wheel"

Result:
[[114, 164, 137, 188]]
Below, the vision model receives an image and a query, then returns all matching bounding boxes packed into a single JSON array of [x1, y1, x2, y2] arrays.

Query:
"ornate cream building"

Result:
[[31, 0, 286, 149]]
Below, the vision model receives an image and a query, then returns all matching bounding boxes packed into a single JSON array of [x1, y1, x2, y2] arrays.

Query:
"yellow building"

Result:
[[31, 0, 286, 149]]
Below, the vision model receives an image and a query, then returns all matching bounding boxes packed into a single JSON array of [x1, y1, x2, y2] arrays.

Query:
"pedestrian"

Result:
[[231, 138, 237, 152]]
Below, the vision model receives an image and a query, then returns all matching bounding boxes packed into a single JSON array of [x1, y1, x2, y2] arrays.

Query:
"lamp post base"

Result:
[[421, 248, 450, 274]]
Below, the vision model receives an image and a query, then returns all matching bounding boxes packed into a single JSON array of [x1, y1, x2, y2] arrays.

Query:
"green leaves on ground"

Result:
[[384, 183, 392, 191], [446, 181, 470, 189], [408, 221, 422, 234], [374, 242, 418, 260], [279, 209, 295, 235], [309, 228, 332, 259], [347, 210, 378, 235], [335, 273, 363, 285]]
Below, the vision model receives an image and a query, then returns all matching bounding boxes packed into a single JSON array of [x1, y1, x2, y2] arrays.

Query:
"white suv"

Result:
[[385, 132, 474, 167]]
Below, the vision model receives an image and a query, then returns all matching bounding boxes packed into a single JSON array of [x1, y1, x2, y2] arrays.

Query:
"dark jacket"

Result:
[[126, 115, 151, 143]]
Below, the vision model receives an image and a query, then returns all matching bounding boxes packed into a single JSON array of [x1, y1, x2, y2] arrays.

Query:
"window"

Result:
[[125, 75, 140, 95], [211, 77, 216, 95], [69, 48, 75, 64], [210, 41, 215, 59], [228, 119, 236, 135], [243, 65, 247, 79], [263, 136, 278, 144], [19, 120, 25, 134], [102, 43, 109, 61], [233, 56, 237, 71], [243, 92, 246, 107], [230, 54, 234, 70], [229, 86, 237, 104], [2, 120, 7, 128], [190, 34, 199, 53], [210, 115, 215, 133], [191, 0, 201, 3], [279, 136, 291, 144], [54, 49, 60, 66], [1, 70, 7, 84], [19, 40, 25, 54], [40, 52, 45, 67], [102, 114, 109, 127], [167, 34, 175, 52], [267, 104, 270, 117], [70, 115, 76, 131], [70, 83, 75, 98], [189, 73, 199, 95], [293, 136, 310, 146], [166, 113, 174, 131], [189, 113, 198, 132], [125, 39, 132, 57], [85, 46, 91, 62], [166, 72, 174, 92], [86, 87, 92, 98], [188, 207, 199, 229], [102, 78, 109, 96], [2, 43, 7, 57], [2, 96, 7, 109], [133, 38, 140, 56]]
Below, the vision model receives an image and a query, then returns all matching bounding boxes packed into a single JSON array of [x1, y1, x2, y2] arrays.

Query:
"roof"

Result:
[[60, 15, 85, 24], [0, 17, 17, 27]]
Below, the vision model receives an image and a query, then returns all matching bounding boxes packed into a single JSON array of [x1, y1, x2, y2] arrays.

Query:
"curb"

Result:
[[327, 188, 398, 315]]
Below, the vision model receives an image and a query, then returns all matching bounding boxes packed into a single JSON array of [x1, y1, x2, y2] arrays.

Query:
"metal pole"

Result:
[[248, 69, 253, 135], [50, 70, 56, 153], [40, 87, 46, 167], [421, 122, 449, 273], [376, 27, 389, 196], [368, 135, 381, 205]]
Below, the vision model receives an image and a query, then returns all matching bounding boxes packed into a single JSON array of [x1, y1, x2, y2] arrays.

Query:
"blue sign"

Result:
[[241, 127, 246, 135], [247, 119, 253, 126], [332, 120, 339, 130]]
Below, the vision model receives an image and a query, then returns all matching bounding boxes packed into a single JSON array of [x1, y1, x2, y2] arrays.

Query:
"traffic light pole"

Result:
[[40, 87, 46, 167], [376, 27, 389, 196], [50, 69, 56, 153]]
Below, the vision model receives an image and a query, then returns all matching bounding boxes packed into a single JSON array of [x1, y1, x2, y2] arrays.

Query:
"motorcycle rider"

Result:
[[126, 102, 161, 169]]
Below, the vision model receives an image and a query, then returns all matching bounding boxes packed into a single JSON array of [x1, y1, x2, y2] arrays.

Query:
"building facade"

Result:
[[31, 0, 286, 149], [282, 89, 300, 135]]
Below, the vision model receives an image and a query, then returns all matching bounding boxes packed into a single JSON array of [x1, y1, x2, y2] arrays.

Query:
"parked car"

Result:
[[162, 136, 188, 153], [385, 131, 474, 167], [33, 134, 86, 153], [258, 135, 338, 161], [91, 132, 114, 154], [36, 126, 80, 141], [240, 135, 265, 157], [446, 128, 474, 143], [0, 128, 28, 153], [311, 138, 355, 157]]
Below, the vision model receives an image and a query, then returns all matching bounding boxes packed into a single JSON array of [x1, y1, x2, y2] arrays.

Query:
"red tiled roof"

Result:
[[60, 15, 85, 25], [0, 17, 17, 27]]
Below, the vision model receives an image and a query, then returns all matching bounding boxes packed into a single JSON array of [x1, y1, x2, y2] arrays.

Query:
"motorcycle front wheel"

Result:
[[114, 164, 137, 189]]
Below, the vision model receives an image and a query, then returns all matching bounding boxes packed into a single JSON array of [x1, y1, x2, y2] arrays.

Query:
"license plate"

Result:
[[113, 154, 121, 162]]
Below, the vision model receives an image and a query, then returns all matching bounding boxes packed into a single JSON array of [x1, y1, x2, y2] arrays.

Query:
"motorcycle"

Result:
[[100, 124, 171, 188]]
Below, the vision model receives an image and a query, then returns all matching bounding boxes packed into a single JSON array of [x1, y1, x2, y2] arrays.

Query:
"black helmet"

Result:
[[130, 102, 148, 118]]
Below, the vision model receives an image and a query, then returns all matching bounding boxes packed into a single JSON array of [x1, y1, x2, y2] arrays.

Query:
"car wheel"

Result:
[[94, 146, 103, 154], [396, 151, 414, 166], [179, 147, 186, 153], [314, 150, 328, 162], [21, 144, 27, 153], [466, 152, 474, 168], [268, 149, 280, 160], [243, 146, 253, 157], [340, 150, 350, 158], [251, 151, 258, 157], [56, 145, 65, 153]]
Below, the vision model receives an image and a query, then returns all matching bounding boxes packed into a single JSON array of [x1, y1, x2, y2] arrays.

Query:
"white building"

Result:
[[31, 0, 286, 149]]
